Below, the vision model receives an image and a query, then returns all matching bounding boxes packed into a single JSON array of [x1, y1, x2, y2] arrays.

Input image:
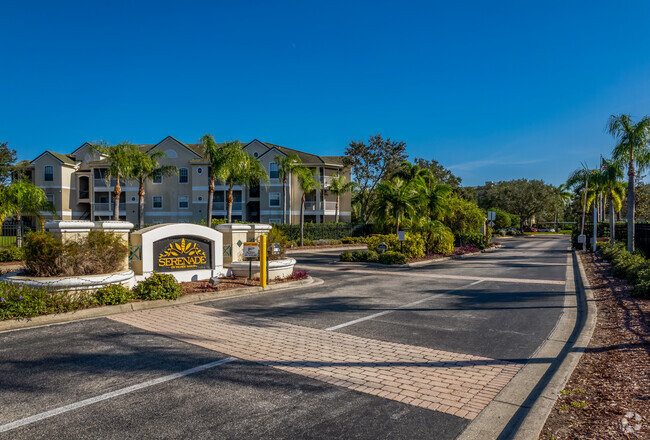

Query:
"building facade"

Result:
[[26, 136, 352, 225]]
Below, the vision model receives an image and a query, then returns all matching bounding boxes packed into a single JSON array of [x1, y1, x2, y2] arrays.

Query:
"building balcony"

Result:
[[320, 175, 333, 189], [212, 201, 242, 211], [93, 178, 124, 188], [93, 203, 126, 213]]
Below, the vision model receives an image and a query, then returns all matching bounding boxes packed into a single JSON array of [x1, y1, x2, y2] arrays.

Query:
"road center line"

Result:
[[0, 357, 238, 434], [325, 280, 484, 331]]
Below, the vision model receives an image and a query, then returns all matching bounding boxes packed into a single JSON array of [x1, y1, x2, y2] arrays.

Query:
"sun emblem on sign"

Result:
[[160, 238, 206, 258]]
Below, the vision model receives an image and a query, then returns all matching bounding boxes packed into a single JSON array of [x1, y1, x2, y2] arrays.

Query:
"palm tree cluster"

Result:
[[566, 114, 650, 251], [373, 161, 453, 236]]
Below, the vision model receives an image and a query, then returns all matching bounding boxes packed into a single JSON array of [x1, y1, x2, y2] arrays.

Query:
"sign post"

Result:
[[398, 231, 405, 253], [243, 242, 259, 280], [260, 234, 267, 288]]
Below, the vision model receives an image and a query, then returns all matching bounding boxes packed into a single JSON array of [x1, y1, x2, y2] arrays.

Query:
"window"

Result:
[[45, 194, 54, 205], [254, 152, 259, 158], [178, 196, 189, 209], [269, 218, 281, 224], [152, 196, 163, 209], [269, 162, 279, 179], [44, 166, 54, 182], [152, 170, 162, 184], [197, 167, 203, 175], [179, 168, 189, 184], [269, 192, 281, 207]]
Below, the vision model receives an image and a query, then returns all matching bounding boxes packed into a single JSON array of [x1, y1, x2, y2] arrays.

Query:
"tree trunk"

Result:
[[282, 178, 286, 224], [628, 157, 635, 253], [335, 194, 340, 223], [610, 198, 615, 243], [395, 219, 400, 236], [207, 177, 215, 225], [112, 175, 121, 221], [138, 178, 145, 228], [300, 193, 305, 246], [227, 183, 234, 223]]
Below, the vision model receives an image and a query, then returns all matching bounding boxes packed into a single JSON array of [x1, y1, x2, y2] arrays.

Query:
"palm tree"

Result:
[[392, 161, 430, 182], [216, 143, 269, 223], [93, 141, 137, 221], [328, 175, 357, 223], [609, 114, 650, 252], [295, 167, 320, 246], [421, 175, 452, 222], [567, 163, 599, 246], [200, 134, 227, 224], [598, 159, 626, 243], [274, 153, 302, 224], [375, 177, 420, 235], [0, 180, 53, 246], [130, 150, 177, 228]]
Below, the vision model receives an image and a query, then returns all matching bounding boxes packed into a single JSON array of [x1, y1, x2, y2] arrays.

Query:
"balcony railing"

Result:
[[320, 175, 333, 189], [323, 201, 337, 211], [94, 203, 111, 212], [79, 191, 90, 200], [304, 201, 317, 211], [93, 178, 124, 188], [213, 201, 242, 211]]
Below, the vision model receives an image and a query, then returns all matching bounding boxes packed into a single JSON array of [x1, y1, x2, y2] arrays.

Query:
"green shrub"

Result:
[[339, 250, 379, 262], [312, 239, 342, 246], [267, 225, 289, 259], [599, 242, 650, 298], [366, 233, 425, 259], [23, 230, 128, 277], [378, 251, 408, 265], [93, 284, 134, 305], [456, 232, 487, 250], [341, 236, 368, 244], [0, 246, 24, 262], [0, 283, 93, 320], [133, 273, 182, 301], [420, 222, 454, 255]]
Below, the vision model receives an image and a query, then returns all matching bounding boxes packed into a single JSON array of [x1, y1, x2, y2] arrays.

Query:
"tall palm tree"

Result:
[[375, 177, 420, 235], [609, 114, 650, 252], [93, 141, 137, 221], [274, 153, 302, 224], [130, 150, 177, 228], [392, 161, 430, 182], [295, 167, 320, 246], [566, 163, 599, 245], [598, 159, 626, 243], [0, 180, 53, 246], [217, 143, 269, 223], [328, 175, 357, 223], [200, 134, 227, 224]]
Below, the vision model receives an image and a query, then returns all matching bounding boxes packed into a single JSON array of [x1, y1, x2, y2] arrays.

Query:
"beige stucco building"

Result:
[[25, 136, 351, 225]]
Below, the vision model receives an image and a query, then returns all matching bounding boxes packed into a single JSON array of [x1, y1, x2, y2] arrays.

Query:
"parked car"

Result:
[[524, 228, 538, 232]]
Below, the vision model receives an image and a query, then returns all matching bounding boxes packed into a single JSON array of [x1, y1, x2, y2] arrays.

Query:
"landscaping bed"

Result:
[[540, 252, 649, 439]]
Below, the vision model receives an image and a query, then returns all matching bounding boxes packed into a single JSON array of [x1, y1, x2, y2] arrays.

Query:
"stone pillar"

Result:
[[216, 223, 252, 265], [45, 220, 95, 244], [247, 223, 272, 243]]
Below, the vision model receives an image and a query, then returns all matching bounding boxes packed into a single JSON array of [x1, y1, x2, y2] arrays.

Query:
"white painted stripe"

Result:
[[325, 280, 484, 331], [0, 357, 237, 434]]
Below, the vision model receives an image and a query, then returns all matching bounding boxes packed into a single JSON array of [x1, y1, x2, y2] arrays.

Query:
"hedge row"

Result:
[[599, 242, 650, 298]]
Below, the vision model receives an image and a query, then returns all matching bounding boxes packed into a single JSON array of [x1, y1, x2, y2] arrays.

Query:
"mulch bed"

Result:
[[539, 252, 650, 439], [181, 273, 307, 294]]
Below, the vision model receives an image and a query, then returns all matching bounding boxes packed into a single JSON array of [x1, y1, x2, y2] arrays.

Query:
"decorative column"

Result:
[[216, 223, 252, 265]]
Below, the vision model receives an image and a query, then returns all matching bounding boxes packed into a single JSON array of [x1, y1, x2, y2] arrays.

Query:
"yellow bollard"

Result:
[[260, 234, 267, 287]]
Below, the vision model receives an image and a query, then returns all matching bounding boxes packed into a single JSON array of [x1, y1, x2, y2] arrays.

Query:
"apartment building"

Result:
[[26, 136, 351, 225]]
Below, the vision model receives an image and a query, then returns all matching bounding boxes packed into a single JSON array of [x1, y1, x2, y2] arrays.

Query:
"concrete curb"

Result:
[[458, 249, 596, 440], [0, 276, 322, 333]]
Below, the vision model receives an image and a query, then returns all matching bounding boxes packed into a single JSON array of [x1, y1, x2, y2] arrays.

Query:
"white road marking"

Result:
[[325, 280, 484, 331], [0, 357, 238, 434]]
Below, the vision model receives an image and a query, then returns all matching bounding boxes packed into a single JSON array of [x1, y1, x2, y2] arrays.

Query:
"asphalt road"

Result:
[[0, 236, 570, 439]]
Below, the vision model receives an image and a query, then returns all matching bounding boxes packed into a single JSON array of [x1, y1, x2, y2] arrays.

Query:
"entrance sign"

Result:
[[377, 242, 388, 253], [243, 242, 259, 259], [154, 237, 212, 271], [130, 223, 225, 282]]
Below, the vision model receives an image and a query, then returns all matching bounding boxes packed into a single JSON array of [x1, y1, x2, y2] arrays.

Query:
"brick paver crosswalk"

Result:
[[111, 305, 522, 420]]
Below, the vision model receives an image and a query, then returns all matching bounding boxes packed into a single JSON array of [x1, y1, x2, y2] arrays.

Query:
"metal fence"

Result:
[[579, 222, 650, 255], [1, 221, 44, 248]]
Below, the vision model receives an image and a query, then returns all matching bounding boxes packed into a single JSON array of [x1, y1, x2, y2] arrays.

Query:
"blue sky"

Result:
[[2, 1, 649, 186]]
